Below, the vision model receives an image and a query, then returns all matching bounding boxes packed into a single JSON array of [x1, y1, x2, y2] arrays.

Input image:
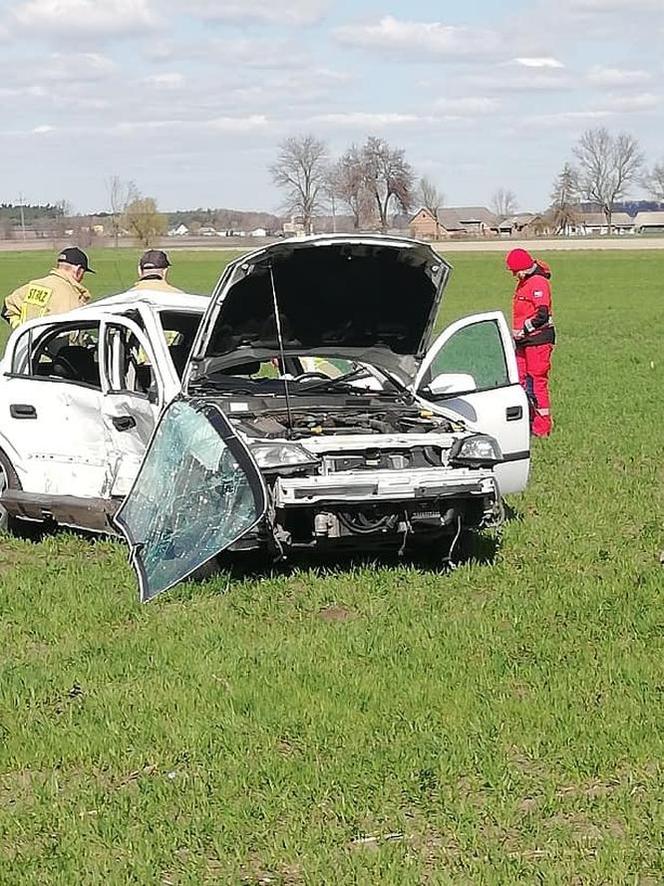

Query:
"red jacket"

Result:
[[512, 266, 555, 346]]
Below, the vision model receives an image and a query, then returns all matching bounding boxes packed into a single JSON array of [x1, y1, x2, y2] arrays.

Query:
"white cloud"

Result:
[[334, 15, 501, 59], [311, 112, 430, 129], [435, 96, 502, 115], [115, 115, 269, 134], [566, 0, 662, 11], [464, 69, 572, 93], [12, 0, 156, 37], [203, 37, 309, 70], [185, 0, 327, 25], [145, 72, 185, 89], [528, 109, 615, 127], [47, 52, 116, 82], [588, 66, 652, 88], [604, 92, 661, 112], [33, 125, 54, 134], [513, 57, 565, 69], [207, 115, 270, 132]]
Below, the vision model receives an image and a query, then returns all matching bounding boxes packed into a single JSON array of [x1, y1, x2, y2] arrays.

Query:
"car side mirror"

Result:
[[425, 372, 477, 397]]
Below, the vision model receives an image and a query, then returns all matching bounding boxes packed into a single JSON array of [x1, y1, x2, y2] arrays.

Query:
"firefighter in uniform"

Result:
[[2, 247, 93, 329], [131, 250, 182, 293], [506, 248, 555, 437]]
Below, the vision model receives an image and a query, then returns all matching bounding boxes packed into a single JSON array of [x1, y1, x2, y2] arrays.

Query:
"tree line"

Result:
[[272, 128, 664, 236], [550, 128, 662, 233]]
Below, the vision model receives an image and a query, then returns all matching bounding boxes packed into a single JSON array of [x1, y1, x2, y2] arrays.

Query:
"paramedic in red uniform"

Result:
[[506, 248, 555, 437]]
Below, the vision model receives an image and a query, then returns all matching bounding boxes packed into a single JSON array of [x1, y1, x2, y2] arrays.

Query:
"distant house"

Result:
[[494, 213, 554, 238], [633, 211, 664, 234], [250, 227, 268, 238], [283, 216, 306, 237], [575, 212, 634, 236], [495, 213, 534, 237], [168, 223, 189, 237], [410, 206, 498, 240]]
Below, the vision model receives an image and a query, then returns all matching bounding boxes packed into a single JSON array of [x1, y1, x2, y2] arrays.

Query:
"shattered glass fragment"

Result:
[[115, 399, 266, 602]]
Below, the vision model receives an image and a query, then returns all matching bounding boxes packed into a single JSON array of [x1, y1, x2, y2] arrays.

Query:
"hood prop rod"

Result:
[[269, 263, 294, 439]]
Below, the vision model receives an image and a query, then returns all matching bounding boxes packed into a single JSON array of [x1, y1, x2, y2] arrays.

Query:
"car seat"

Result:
[[51, 346, 100, 388]]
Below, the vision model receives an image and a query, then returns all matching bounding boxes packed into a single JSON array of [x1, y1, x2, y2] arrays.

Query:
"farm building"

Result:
[[633, 211, 664, 234], [572, 212, 634, 236], [409, 206, 497, 240], [494, 213, 552, 237]]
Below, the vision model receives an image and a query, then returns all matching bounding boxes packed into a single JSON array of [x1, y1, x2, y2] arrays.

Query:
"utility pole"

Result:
[[330, 192, 337, 234], [17, 193, 26, 240]]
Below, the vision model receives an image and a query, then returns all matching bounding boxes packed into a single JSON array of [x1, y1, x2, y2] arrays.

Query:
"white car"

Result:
[[0, 236, 530, 601]]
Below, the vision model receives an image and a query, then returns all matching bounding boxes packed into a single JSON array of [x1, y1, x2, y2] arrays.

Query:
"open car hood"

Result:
[[186, 235, 451, 385]]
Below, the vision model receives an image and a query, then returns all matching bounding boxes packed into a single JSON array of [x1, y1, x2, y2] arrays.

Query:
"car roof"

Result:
[[82, 289, 209, 313]]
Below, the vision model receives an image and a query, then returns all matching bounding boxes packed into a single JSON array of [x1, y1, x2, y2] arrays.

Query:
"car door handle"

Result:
[[111, 415, 137, 432], [10, 404, 37, 419], [506, 406, 523, 421]]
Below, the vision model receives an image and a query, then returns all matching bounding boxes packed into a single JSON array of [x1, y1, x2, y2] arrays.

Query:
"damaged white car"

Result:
[[0, 236, 530, 601]]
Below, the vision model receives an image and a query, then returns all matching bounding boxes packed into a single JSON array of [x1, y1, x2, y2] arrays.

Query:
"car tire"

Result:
[[0, 449, 21, 535]]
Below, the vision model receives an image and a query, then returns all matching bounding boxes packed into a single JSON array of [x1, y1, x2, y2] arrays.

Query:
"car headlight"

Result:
[[250, 442, 319, 470], [449, 434, 503, 467]]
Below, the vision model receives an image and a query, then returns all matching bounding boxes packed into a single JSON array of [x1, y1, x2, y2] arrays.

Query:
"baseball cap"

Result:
[[139, 249, 170, 271], [58, 246, 95, 274]]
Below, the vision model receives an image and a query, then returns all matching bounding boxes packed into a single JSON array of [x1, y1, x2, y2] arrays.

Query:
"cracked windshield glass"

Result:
[[115, 400, 265, 602]]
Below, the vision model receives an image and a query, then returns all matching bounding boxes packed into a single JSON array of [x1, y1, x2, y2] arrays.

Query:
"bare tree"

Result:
[[491, 188, 518, 220], [107, 176, 138, 247], [573, 128, 644, 232], [331, 145, 374, 230], [270, 135, 329, 235], [643, 161, 664, 202], [550, 163, 580, 234], [418, 176, 444, 217], [361, 136, 415, 233], [124, 196, 167, 247]]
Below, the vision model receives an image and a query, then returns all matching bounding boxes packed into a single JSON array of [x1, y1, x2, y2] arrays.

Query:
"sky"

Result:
[[0, 0, 662, 214]]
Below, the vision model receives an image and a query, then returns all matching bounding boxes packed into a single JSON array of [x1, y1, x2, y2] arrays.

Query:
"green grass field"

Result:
[[1, 248, 663, 883]]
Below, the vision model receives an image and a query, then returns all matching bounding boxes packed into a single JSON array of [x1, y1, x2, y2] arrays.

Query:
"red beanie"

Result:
[[506, 248, 535, 273]]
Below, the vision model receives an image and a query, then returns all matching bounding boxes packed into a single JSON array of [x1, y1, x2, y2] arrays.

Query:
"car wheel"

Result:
[[0, 450, 21, 535]]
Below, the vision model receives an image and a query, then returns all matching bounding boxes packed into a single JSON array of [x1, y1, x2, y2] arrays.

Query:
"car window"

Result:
[[159, 311, 202, 379], [428, 319, 509, 390], [104, 324, 156, 397], [13, 322, 101, 390]]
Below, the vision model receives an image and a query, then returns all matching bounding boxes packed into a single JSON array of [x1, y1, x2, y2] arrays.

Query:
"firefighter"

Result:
[[131, 249, 182, 293], [2, 247, 93, 329], [506, 248, 555, 437]]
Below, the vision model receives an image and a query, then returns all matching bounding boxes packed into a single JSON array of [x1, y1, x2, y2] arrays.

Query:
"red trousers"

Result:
[[516, 344, 553, 437]]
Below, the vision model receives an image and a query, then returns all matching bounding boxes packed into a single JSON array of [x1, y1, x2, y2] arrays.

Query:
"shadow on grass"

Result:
[[215, 528, 504, 584], [7, 506, 516, 591]]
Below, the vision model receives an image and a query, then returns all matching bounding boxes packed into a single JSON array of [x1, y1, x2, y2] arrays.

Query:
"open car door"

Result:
[[114, 399, 267, 602], [413, 311, 530, 495], [99, 315, 164, 497]]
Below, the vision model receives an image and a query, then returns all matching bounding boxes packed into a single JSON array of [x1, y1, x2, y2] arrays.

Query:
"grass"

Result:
[[1, 248, 664, 882]]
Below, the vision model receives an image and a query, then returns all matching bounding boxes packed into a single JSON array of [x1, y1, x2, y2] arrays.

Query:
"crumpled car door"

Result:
[[114, 398, 266, 602]]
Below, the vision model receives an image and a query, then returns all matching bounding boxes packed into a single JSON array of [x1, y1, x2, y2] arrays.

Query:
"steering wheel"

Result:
[[293, 371, 331, 381], [51, 354, 80, 380]]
